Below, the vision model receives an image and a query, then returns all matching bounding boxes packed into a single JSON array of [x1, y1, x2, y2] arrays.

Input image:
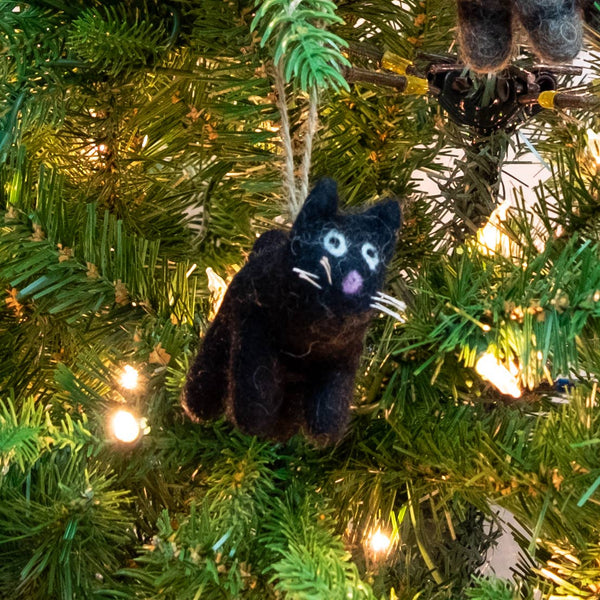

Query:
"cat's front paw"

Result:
[[181, 376, 226, 422]]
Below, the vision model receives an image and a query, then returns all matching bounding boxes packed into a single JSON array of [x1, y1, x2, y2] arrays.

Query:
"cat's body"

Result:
[[182, 178, 401, 444]]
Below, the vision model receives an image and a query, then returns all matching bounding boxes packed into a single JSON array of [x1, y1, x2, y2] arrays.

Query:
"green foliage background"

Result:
[[1, 1, 600, 599]]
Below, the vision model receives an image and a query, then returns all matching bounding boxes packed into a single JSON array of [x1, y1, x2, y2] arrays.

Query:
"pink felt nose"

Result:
[[342, 270, 363, 295]]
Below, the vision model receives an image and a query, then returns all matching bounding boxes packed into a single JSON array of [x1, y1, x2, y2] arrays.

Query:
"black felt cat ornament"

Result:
[[182, 179, 401, 445], [457, 0, 584, 73]]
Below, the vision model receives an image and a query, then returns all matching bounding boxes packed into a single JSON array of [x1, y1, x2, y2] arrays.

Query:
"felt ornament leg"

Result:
[[514, 0, 582, 63], [182, 310, 231, 422], [303, 369, 356, 445], [457, 0, 514, 72], [230, 314, 284, 438]]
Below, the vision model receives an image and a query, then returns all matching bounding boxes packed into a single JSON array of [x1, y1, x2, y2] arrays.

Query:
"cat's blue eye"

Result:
[[323, 229, 348, 257], [361, 242, 379, 271]]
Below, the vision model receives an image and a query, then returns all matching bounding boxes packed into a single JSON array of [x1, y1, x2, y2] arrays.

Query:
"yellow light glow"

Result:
[[475, 353, 522, 398], [477, 200, 512, 256], [82, 141, 107, 162], [119, 364, 139, 390], [367, 529, 391, 554], [110, 409, 141, 443], [587, 129, 600, 166]]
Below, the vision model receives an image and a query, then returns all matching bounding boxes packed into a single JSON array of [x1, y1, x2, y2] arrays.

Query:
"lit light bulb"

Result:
[[81, 139, 108, 162], [110, 409, 141, 443], [477, 200, 512, 256], [367, 528, 392, 555], [119, 364, 139, 390], [587, 128, 600, 166], [475, 352, 522, 398]]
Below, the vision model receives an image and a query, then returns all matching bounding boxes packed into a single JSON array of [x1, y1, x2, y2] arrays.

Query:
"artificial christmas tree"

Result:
[[2, 1, 600, 599]]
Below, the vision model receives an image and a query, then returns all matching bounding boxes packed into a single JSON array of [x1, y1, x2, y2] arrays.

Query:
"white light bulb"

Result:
[[368, 529, 391, 554], [477, 200, 512, 256], [475, 353, 522, 398], [587, 129, 600, 166], [120, 365, 139, 390], [111, 409, 141, 443]]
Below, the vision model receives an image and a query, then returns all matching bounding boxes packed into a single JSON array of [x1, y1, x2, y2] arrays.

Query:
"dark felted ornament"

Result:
[[514, 0, 583, 62], [457, 0, 583, 73], [182, 178, 401, 445], [457, 0, 514, 73]]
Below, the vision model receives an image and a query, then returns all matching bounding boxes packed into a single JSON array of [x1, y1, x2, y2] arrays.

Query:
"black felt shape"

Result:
[[457, 0, 583, 73], [182, 178, 401, 445]]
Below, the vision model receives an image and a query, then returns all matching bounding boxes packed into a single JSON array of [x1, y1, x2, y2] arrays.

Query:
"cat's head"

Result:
[[290, 178, 401, 314]]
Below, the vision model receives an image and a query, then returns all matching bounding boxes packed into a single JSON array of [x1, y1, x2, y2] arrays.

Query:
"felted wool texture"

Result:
[[182, 178, 401, 446], [457, 0, 514, 73], [514, 0, 582, 63], [456, 0, 583, 72]]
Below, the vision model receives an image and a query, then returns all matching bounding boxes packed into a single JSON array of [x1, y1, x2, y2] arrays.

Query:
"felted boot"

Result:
[[514, 0, 583, 62], [457, 0, 514, 72]]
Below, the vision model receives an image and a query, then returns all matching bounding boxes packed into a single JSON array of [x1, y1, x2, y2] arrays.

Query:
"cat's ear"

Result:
[[294, 178, 338, 230], [364, 199, 401, 233]]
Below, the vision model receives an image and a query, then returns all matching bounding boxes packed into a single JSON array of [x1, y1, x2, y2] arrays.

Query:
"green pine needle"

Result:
[[251, 0, 350, 92]]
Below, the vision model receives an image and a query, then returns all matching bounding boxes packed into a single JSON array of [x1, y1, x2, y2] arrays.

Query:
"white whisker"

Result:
[[373, 292, 407, 312], [370, 302, 406, 322], [293, 267, 320, 280], [297, 272, 323, 289], [319, 256, 332, 285]]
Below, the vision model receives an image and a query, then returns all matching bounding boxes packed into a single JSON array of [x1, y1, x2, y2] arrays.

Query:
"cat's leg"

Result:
[[182, 311, 231, 422], [303, 369, 356, 445], [230, 313, 284, 438]]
